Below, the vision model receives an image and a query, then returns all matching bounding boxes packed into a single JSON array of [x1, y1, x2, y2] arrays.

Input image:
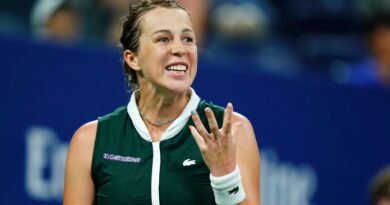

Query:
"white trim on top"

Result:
[[151, 142, 161, 205], [127, 88, 200, 205], [127, 88, 200, 142]]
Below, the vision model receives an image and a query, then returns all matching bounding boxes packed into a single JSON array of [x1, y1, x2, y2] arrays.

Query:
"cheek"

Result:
[[139, 48, 165, 69], [189, 47, 198, 62], [188, 47, 198, 77]]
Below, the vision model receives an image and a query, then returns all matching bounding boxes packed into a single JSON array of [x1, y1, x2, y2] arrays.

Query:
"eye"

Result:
[[183, 37, 194, 43], [157, 37, 170, 43]]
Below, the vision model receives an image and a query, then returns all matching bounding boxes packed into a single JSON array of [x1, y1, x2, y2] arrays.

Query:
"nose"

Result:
[[171, 44, 186, 56]]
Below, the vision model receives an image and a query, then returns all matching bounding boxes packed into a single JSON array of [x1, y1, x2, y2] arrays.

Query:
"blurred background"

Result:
[[1, 0, 390, 204]]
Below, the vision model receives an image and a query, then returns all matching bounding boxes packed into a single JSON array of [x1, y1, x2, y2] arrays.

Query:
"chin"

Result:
[[168, 86, 190, 94], [165, 82, 192, 94]]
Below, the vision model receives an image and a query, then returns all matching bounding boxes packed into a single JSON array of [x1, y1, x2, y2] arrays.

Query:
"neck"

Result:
[[137, 85, 191, 125]]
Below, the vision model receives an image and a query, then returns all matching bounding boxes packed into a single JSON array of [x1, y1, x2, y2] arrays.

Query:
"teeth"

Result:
[[167, 65, 187, 71]]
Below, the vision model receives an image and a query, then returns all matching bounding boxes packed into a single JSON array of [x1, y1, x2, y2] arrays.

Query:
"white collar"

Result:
[[127, 88, 200, 142]]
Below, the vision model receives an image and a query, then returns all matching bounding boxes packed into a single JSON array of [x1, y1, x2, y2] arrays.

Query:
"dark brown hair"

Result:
[[120, 0, 187, 91]]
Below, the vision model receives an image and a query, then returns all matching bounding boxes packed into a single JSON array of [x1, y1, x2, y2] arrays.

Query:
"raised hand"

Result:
[[189, 103, 242, 177]]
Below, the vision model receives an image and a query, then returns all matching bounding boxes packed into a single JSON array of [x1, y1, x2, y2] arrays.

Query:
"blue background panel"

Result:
[[0, 35, 389, 205]]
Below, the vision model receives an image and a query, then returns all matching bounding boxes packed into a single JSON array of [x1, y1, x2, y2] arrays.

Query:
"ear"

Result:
[[124, 50, 141, 71]]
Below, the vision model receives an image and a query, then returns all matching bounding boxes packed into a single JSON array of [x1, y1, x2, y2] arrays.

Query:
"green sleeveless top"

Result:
[[92, 100, 225, 205]]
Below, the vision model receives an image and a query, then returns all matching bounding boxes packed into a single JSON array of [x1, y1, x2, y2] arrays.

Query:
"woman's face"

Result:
[[129, 7, 198, 94]]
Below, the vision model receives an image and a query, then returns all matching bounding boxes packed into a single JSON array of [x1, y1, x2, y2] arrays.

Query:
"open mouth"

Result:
[[165, 64, 187, 73]]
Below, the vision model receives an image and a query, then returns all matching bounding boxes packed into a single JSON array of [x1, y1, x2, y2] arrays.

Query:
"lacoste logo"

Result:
[[183, 159, 196, 166], [228, 186, 239, 195]]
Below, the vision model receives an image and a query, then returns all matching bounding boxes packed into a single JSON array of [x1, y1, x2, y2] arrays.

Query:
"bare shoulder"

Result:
[[231, 111, 258, 150], [68, 120, 98, 162], [64, 121, 97, 204], [232, 112, 250, 124], [231, 111, 259, 156], [73, 120, 98, 138], [66, 120, 98, 182], [70, 120, 98, 147], [232, 112, 255, 137]]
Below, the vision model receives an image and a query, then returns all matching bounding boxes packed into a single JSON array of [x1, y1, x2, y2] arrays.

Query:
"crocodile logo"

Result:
[[183, 159, 196, 166], [228, 186, 239, 195]]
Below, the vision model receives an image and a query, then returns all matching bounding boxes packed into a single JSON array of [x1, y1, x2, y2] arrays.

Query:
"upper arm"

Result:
[[233, 113, 261, 205], [63, 121, 97, 205]]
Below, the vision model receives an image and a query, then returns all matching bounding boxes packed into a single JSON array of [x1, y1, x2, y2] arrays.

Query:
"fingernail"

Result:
[[191, 110, 196, 115], [205, 107, 210, 112]]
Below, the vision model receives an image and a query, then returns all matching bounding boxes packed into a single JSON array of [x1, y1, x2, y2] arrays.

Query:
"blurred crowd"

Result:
[[1, 0, 390, 88]]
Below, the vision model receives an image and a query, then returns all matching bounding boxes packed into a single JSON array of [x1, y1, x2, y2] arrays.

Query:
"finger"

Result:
[[222, 103, 233, 135], [191, 110, 210, 140], [204, 107, 219, 140], [189, 125, 206, 150]]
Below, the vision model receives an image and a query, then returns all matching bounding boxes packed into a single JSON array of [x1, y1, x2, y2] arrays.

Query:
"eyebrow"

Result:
[[153, 28, 194, 35]]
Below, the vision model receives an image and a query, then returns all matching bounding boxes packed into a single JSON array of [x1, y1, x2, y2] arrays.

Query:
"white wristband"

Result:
[[210, 166, 246, 205]]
